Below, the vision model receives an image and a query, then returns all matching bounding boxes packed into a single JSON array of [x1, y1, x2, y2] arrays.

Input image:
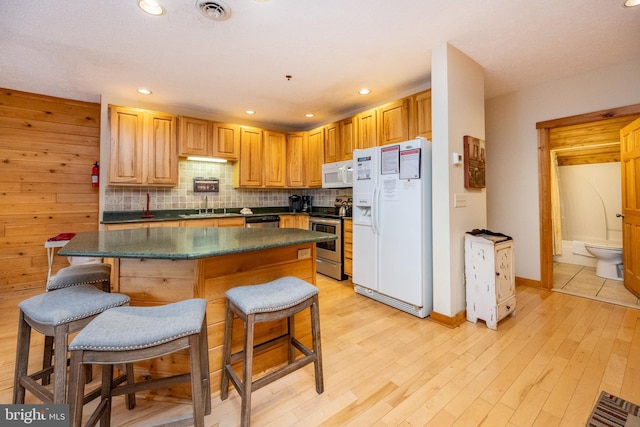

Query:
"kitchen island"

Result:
[[59, 227, 336, 399]]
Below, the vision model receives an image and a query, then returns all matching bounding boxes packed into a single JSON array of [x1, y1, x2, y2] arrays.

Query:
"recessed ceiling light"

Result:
[[138, 0, 165, 16], [359, 88, 371, 95], [623, 0, 640, 6], [305, 113, 315, 118], [245, 110, 255, 115], [137, 88, 152, 95]]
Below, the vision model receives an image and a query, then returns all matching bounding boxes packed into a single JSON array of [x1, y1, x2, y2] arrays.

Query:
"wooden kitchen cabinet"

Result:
[[263, 130, 287, 187], [339, 117, 355, 160], [410, 89, 432, 140], [324, 122, 339, 164], [178, 116, 209, 157], [286, 132, 306, 187], [211, 122, 240, 160], [343, 218, 353, 276], [464, 233, 516, 330], [279, 214, 309, 230], [306, 126, 325, 187], [234, 126, 263, 187], [355, 108, 377, 149], [378, 98, 409, 146], [109, 105, 178, 187]]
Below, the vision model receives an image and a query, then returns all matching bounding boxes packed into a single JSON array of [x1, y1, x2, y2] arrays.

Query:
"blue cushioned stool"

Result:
[[13, 284, 130, 405], [220, 276, 323, 427], [42, 263, 113, 386], [67, 298, 211, 427]]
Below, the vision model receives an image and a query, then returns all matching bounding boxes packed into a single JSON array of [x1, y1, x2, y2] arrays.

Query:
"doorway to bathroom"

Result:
[[537, 105, 640, 307]]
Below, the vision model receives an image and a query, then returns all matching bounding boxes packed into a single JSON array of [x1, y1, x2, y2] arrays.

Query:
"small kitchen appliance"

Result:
[[301, 196, 313, 213], [288, 195, 301, 212]]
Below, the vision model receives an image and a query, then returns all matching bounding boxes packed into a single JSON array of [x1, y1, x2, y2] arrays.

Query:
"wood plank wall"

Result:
[[0, 88, 100, 293]]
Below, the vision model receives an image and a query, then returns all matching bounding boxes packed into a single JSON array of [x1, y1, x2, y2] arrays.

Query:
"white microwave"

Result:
[[322, 160, 353, 188]]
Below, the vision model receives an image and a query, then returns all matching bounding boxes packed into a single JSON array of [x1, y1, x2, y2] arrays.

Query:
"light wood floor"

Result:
[[1, 275, 640, 426]]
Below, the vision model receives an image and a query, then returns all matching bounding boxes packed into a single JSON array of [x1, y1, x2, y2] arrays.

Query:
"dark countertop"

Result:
[[58, 227, 337, 260], [102, 207, 312, 224]]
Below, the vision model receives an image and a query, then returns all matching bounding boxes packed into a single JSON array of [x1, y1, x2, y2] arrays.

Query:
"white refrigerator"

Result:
[[352, 138, 432, 318]]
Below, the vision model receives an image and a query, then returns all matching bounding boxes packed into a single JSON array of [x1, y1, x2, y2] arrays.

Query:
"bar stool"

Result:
[[13, 284, 131, 405], [220, 276, 323, 427], [67, 298, 211, 427], [41, 263, 113, 386]]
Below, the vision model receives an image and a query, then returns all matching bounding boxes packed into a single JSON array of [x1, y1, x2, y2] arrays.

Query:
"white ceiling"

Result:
[[1, 0, 639, 131]]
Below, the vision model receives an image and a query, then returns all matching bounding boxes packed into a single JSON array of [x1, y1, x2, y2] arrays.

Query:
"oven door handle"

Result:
[[309, 218, 341, 226]]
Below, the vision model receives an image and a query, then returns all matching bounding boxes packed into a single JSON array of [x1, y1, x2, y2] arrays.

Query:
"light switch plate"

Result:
[[454, 193, 467, 207]]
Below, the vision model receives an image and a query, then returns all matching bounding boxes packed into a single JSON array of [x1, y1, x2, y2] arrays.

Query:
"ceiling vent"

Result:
[[196, 0, 231, 21]]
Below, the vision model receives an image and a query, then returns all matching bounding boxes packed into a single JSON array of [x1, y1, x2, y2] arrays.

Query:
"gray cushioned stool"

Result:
[[220, 276, 323, 427], [13, 284, 130, 405], [42, 263, 113, 386], [67, 298, 211, 427]]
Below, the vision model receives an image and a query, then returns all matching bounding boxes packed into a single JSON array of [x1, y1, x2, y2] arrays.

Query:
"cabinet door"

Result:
[[236, 126, 263, 187], [217, 217, 245, 227], [212, 122, 240, 160], [287, 132, 306, 187], [109, 106, 144, 185], [178, 116, 209, 157], [355, 108, 377, 149], [279, 214, 295, 228], [343, 219, 353, 276], [146, 112, 178, 186], [324, 122, 339, 164], [410, 90, 432, 140], [339, 117, 355, 161], [295, 215, 309, 230], [495, 241, 515, 304], [263, 131, 287, 187], [378, 98, 409, 146], [306, 127, 325, 187], [181, 219, 219, 227]]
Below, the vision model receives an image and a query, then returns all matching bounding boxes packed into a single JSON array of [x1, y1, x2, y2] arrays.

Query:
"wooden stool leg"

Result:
[[123, 363, 136, 410], [287, 315, 295, 363], [220, 302, 234, 400], [53, 325, 70, 403], [311, 296, 324, 394], [241, 314, 255, 427], [100, 365, 114, 427], [42, 335, 54, 386], [189, 333, 205, 427], [13, 311, 31, 404], [68, 350, 86, 427], [199, 317, 211, 416]]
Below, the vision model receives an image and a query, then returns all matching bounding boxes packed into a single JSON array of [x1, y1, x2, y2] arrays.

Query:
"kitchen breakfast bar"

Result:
[[58, 226, 336, 399]]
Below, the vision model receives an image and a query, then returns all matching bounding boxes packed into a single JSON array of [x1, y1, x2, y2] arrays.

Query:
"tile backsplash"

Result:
[[104, 159, 351, 211]]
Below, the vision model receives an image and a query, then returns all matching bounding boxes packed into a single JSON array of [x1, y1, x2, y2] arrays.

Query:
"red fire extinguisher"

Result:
[[91, 162, 99, 187]]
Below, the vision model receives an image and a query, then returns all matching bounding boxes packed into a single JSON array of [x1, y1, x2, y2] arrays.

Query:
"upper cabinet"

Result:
[[211, 122, 240, 160], [109, 105, 178, 187], [286, 132, 306, 188], [323, 122, 339, 164], [378, 98, 410, 146], [178, 116, 209, 157], [355, 108, 377, 150], [306, 126, 325, 187], [410, 90, 432, 140], [234, 126, 263, 187], [263, 130, 286, 187], [339, 117, 355, 161]]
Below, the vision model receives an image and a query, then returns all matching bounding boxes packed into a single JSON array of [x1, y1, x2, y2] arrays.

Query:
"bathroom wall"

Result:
[[558, 162, 622, 243], [104, 159, 350, 212]]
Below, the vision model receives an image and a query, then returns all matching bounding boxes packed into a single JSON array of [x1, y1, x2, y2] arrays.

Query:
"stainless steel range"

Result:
[[308, 197, 352, 281]]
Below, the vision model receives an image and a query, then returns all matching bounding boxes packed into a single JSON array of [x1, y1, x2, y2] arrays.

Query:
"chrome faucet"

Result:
[[201, 196, 209, 214]]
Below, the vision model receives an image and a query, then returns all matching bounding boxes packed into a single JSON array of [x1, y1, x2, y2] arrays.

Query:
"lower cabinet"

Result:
[[279, 214, 309, 230], [343, 219, 352, 276], [464, 233, 515, 330]]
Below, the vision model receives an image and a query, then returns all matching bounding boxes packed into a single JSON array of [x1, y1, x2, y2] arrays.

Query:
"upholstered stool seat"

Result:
[[221, 276, 323, 427], [47, 263, 112, 292], [13, 284, 130, 405], [68, 298, 211, 427]]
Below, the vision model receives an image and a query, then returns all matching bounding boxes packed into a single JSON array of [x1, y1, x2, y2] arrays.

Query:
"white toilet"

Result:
[[584, 242, 623, 281]]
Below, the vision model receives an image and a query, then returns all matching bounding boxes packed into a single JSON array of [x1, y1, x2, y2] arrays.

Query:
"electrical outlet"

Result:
[[297, 248, 311, 259]]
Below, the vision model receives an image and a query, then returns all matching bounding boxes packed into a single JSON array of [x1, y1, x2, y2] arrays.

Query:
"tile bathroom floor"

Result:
[[553, 262, 640, 308]]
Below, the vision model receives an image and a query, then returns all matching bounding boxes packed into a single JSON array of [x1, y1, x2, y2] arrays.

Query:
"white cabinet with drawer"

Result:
[[464, 232, 515, 330]]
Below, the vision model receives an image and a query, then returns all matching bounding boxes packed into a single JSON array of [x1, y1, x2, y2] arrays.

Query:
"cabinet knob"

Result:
[[495, 272, 500, 276], [506, 305, 511, 310]]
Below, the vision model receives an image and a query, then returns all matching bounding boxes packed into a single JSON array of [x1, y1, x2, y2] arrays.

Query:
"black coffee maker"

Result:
[[301, 196, 312, 213], [289, 195, 301, 212]]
